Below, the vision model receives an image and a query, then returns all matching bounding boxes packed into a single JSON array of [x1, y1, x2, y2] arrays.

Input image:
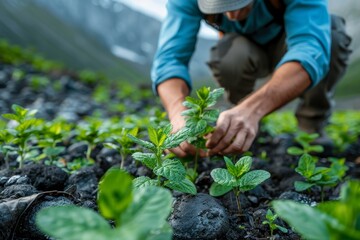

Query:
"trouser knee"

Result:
[[208, 33, 269, 104]]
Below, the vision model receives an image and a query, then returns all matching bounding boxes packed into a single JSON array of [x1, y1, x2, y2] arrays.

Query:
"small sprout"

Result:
[[287, 131, 324, 156], [104, 127, 139, 169], [262, 209, 288, 238], [209, 156, 270, 213], [129, 125, 197, 195], [294, 154, 348, 202], [1, 104, 42, 168], [181, 87, 224, 180]]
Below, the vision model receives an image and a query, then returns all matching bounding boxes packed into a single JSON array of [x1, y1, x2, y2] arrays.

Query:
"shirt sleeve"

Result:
[[151, 0, 202, 94], [277, 0, 331, 88]]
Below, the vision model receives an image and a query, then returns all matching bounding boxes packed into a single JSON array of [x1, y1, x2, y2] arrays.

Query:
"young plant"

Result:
[[1, 104, 42, 168], [104, 127, 139, 169], [128, 125, 197, 195], [0, 129, 15, 169], [181, 87, 224, 179], [262, 209, 288, 239], [36, 168, 173, 240], [287, 131, 324, 156], [76, 118, 108, 161], [209, 156, 270, 213], [294, 153, 348, 202], [37, 120, 72, 165], [273, 180, 360, 240]]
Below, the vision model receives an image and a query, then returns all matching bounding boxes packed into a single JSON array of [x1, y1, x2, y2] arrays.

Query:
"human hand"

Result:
[[205, 105, 260, 155]]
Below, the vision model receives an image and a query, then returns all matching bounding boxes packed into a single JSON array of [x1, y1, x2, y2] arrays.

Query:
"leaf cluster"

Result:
[[262, 209, 288, 236], [273, 180, 360, 240], [294, 154, 348, 192], [36, 169, 173, 240], [181, 87, 224, 148], [287, 132, 324, 156], [128, 125, 197, 194], [210, 156, 270, 197]]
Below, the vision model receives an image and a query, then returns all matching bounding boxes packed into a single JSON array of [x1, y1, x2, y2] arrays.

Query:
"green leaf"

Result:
[[235, 156, 252, 178], [133, 176, 158, 189], [148, 127, 159, 146], [294, 181, 315, 192], [103, 142, 120, 151], [36, 205, 113, 240], [181, 109, 199, 117], [209, 182, 232, 197], [207, 88, 224, 107], [195, 119, 207, 134], [286, 146, 304, 155], [163, 128, 190, 149], [211, 168, 236, 186], [295, 154, 316, 178], [147, 222, 173, 240], [276, 225, 288, 233], [272, 200, 330, 240], [154, 159, 186, 182], [165, 178, 197, 195], [1, 113, 20, 122], [98, 169, 133, 220], [202, 109, 219, 122], [119, 186, 172, 239], [224, 156, 237, 177], [127, 134, 155, 151], [308, 145, 324, 153], [44, 146, 65, 156], [132, 152, 157, 169], [238, 170, 270, 192], [196, 86, 210, 101]]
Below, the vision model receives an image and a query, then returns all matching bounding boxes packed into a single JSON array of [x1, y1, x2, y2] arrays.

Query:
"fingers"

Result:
[[221, 129, 256, 154], [206, 114, 231, 149], [168, 141, 197, 158]]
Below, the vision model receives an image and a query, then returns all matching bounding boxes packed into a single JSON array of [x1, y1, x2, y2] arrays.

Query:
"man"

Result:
[[151, 0, 352, 157]]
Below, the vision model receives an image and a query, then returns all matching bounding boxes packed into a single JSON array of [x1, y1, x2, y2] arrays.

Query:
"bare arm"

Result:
[[157, 78, 199, 157], [207, 61, 311, 155]]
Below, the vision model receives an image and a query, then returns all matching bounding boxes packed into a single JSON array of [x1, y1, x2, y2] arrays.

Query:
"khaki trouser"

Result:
[[207, 15, 352, 133]]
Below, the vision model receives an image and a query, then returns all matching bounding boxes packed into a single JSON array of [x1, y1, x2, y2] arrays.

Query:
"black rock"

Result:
[[170, 193, 229, 240]]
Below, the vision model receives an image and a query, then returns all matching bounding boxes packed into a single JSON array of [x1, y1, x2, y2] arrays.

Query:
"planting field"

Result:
[[0, 41, 360, 240]]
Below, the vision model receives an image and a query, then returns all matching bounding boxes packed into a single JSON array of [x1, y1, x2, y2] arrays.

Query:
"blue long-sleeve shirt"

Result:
[[151, 0, 331, 94]]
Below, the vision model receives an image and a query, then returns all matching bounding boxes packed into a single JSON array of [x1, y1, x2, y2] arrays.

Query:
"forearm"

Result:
[[238, 62, 311, 121], [157, 78, 190, 121]]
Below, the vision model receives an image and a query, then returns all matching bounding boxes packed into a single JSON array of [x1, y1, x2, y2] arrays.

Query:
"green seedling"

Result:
[[287, 131, 324, 156], [104, 127, 139, 169], [294, 153, 348, 202], [262, 209, 288, 238], [1, 104, 42, 168], [128, 125, 197, 195], [66, 157, 94, 174], [181, 87, 224, 180], [261, 111, 297, 136], [76, 118, 108, 161], [209, 156, 270, 213], [325, 111, 360, 152], [29, 75, 50, 91], [37, 120, 72, 165], [36, 169, 173, 240], [0, 129, 15, 169], [273, 180, 360, 240]]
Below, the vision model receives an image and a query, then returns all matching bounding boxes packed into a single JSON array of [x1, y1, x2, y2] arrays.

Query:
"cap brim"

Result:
[[198, 0, 253, 14]]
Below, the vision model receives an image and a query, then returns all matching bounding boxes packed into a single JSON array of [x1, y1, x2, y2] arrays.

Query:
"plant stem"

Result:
[[194, 149, 199, 175], [120, 152, 125, 169], [86, 144, 92, 161], [234, 188, 242, 214]]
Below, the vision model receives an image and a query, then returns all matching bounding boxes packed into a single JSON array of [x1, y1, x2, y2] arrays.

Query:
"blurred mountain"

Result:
[[0, 0, 214, 83]]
